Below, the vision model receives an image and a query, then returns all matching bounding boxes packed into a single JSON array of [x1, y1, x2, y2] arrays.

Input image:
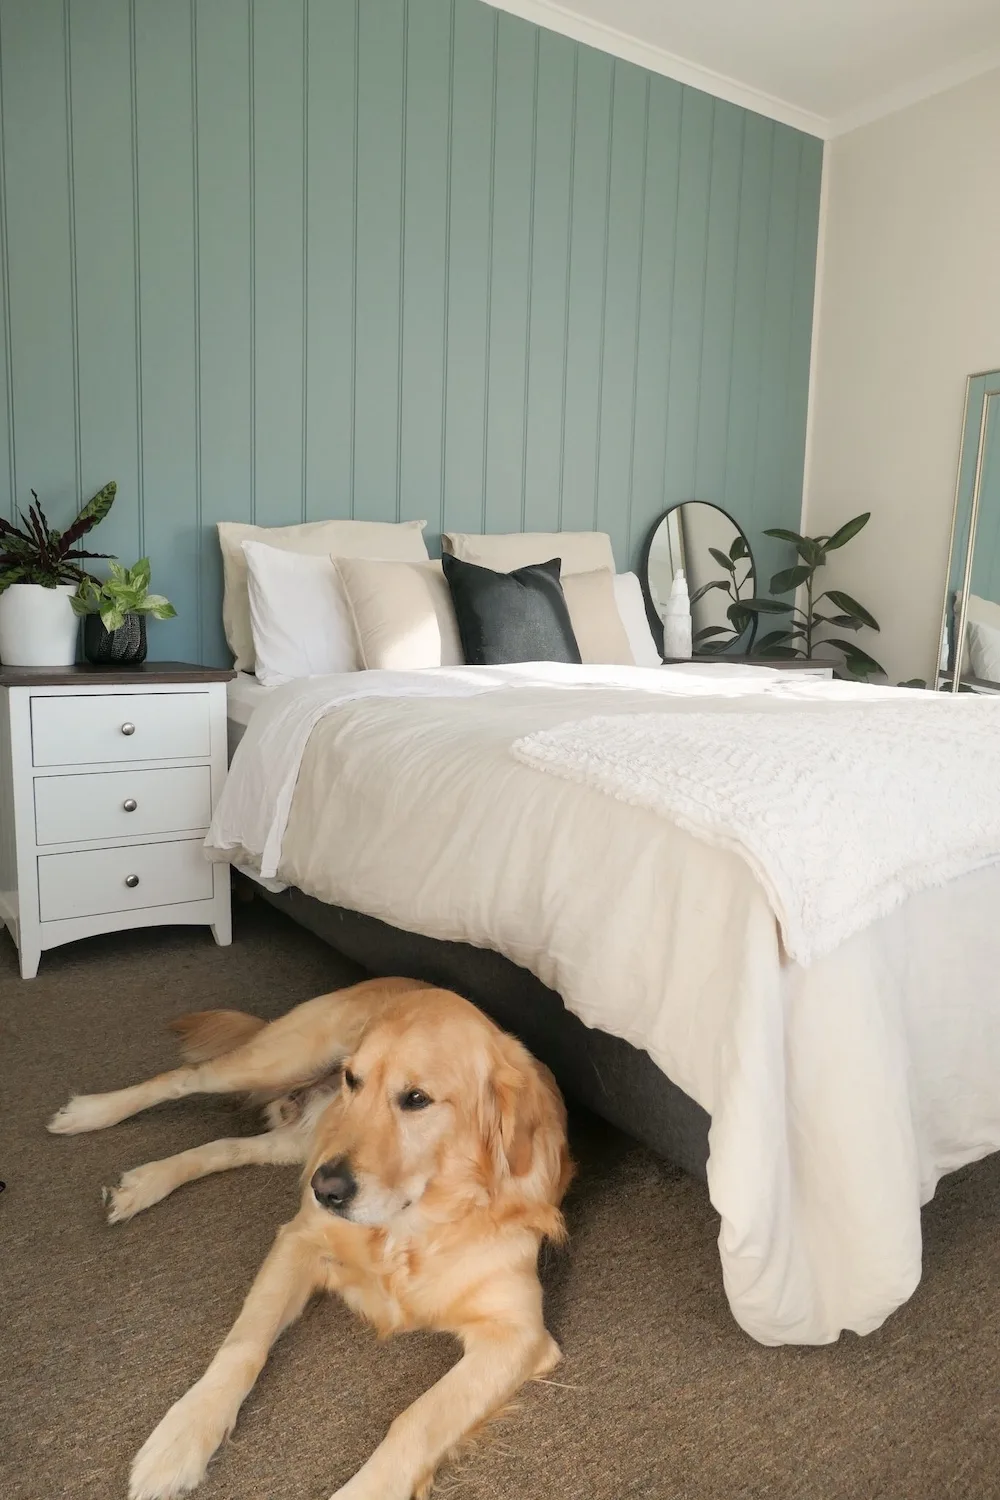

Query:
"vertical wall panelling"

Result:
[[68, 0, 141, 573], [0, 11, 14, 522], [442, 0, 496, 535], [693, 101, 743, 512], [398, 0, 450, 542], [251, 0, 304, 528], [0, 0, 822, 666], [353, 0, 405, 523], [560, 45, 613, 534], [594, 62, 648, 565], [626, 75, 682, 557], [483, 14, 536, 538], [0, 0, 77, 520], [133, 0, 198, 661], [194, 0, 252, 667], [521, 32, 575, 535], [662, 90, 714, 513], [304, 0, 356, 522]]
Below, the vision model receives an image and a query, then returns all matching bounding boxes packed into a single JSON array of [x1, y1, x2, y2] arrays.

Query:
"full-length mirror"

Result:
[[938, 370, 1000, 693], [642, 502, 757, 656]]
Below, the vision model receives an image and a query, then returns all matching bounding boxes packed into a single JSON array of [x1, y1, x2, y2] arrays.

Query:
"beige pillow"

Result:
[[218, 517, 428, 671], [333, 557, 463, 670], [561, 568, 635, 665], [442, 529, 615, 576]]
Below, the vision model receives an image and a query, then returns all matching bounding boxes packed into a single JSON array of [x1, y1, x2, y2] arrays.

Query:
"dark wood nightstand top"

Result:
[[661, 655, 833, 671], [0, 661, 236, 688]]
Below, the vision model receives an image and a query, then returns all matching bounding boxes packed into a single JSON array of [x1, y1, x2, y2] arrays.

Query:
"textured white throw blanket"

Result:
[[512, 697, 1000, 965]]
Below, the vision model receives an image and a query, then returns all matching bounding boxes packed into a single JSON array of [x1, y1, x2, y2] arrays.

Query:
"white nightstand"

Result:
[[0, 661, 235, 979]]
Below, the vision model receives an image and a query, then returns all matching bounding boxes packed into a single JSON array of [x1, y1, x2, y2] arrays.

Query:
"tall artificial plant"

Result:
[[746, 512, 885, 678]]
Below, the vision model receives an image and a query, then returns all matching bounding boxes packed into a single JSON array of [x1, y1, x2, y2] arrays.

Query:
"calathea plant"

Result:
[[0, 481, 117, 590], [745, 512, 885, 678]]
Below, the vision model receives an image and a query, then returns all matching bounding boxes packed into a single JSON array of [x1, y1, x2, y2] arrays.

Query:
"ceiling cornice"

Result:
[[480, 0, 832, 139], [827, 47, 1000, 136]]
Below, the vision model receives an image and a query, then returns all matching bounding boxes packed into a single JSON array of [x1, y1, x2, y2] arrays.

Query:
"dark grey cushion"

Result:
[[441, 552, 582, 666]]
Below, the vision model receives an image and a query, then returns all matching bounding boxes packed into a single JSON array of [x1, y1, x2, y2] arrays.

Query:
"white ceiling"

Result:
[[487, 0, 1000, 138]]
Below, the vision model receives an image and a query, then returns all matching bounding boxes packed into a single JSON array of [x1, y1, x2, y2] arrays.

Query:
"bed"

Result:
[[214, 662, 1000, 1350]]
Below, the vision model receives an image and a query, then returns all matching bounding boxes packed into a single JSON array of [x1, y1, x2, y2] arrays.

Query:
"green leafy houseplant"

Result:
[[0, 481, 117, 591], [690, 533, 757, 654], [745, 513, 885, 679], [72, 558, 176, 632]]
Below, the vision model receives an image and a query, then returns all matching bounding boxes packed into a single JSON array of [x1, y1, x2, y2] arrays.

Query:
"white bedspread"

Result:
[[511, 700, 1000, 964], [206, 664, 1000, 1346]]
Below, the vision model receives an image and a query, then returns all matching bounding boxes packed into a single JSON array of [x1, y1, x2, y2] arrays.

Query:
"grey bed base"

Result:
[[257, 883, 711, 1184]]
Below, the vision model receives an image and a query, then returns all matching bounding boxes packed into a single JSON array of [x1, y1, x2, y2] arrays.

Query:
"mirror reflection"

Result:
[[643, 502, 757, 655], [939, 372, 1000, 693]]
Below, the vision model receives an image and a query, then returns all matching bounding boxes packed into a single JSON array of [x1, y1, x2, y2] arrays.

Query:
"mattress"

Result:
[[208, 665, 1000, 1347], [227, 671, 274, 727]]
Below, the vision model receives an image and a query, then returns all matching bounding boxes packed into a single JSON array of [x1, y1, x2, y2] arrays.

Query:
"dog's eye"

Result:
[[399, 1088, 432, 1111], [343, 1068, 359, 1092]]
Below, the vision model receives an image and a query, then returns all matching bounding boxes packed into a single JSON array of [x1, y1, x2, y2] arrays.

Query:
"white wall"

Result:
[[803, 67, 1000, 683]]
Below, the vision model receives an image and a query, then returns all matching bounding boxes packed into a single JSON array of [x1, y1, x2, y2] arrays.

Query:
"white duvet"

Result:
[[208, 663, 1000, 1346]]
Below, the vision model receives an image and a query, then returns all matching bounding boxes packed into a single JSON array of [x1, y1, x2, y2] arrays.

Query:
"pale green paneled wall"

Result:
[[0, 0, 822, 665]]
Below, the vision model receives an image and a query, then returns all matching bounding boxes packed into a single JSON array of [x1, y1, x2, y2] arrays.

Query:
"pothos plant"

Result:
[[690, 532, 756, 653], [72, 557, 176, 632], [0, 481, 117, 591], [745, 512, 885, 679]]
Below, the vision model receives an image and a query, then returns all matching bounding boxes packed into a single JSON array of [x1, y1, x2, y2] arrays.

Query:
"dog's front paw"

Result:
[[48, 1093, 117, 1135], [129, 1388, 229, 1500], [105, 1164, 172, 1223]]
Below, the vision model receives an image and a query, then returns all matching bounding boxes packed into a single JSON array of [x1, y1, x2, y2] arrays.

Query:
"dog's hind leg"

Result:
[[104, 1123, 310, 1223], [46, 985, 390, 1136]]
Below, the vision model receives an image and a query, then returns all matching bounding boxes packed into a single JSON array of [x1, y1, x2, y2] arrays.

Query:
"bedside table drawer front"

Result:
[[34, 766, 213, 846], [31, 692, 211, 767], [38, 839, 214, 922]]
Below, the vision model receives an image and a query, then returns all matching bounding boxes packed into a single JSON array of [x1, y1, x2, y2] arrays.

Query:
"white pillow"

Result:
[[219, 517, 429, 671], [442, 529, 615, 575], [613, 573, 661, 666], [968, 615, 1000, 683], [333, 557, 464, 670], [243, 541, 358, 686]]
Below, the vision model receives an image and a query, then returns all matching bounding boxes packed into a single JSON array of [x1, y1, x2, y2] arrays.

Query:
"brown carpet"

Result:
[[2, 901, 1000, 1500]]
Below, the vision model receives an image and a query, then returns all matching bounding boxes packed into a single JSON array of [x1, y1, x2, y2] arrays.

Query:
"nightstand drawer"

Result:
[[34, 766, 213, 846], [37, 838, 214, 922], [31, 692, 211, 767]]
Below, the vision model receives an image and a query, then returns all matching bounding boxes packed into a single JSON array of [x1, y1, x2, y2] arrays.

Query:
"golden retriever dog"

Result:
[[48, 978, 573, 1500]]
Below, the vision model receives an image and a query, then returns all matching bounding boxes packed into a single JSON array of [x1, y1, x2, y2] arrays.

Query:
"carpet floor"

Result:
[[2, 900, 1000, 1500]]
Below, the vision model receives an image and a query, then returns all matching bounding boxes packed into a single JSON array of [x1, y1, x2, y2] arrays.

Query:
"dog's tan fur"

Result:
[[48, 978, 573, 1500]]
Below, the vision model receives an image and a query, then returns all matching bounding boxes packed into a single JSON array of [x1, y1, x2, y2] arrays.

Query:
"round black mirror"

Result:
[[641, 502, 757, 657]]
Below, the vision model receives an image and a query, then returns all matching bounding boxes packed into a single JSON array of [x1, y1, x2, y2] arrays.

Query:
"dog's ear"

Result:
[[480, 1034, 551, 1180]]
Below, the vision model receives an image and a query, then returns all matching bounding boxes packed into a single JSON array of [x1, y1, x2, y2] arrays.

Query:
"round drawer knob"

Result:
[[124, 874, 140, 889], [123, 798, 138, 813], [121, 722, 136, 736]]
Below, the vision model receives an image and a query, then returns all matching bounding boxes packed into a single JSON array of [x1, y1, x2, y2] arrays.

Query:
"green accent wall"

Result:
[[0, 0, 822, 665]]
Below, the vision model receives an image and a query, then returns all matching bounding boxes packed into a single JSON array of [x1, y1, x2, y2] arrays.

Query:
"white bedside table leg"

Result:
[[19, 937, 41, 980], [211, 915, 233, 948]]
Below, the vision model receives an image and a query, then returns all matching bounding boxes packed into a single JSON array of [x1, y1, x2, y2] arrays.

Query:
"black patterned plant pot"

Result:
[[83, 611, 148, 665]]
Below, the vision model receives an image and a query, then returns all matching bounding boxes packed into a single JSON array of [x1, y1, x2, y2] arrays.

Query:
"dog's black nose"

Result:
[[311, 1158, 357, 1214]]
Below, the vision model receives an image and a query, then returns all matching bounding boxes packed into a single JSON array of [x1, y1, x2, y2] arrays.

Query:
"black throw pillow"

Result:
[[441, 553, 583, 666]]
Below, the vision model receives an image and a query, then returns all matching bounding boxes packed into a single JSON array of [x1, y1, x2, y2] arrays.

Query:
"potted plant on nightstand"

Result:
[[0, 482, 117, 666], [72, 557, 176, 665]]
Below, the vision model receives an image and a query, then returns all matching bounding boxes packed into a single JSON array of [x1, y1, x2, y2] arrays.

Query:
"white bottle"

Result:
[[662, 568, 693, 660]]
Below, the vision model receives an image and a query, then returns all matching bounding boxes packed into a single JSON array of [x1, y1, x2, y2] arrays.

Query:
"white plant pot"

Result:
[[0, 583, 80, 667]]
